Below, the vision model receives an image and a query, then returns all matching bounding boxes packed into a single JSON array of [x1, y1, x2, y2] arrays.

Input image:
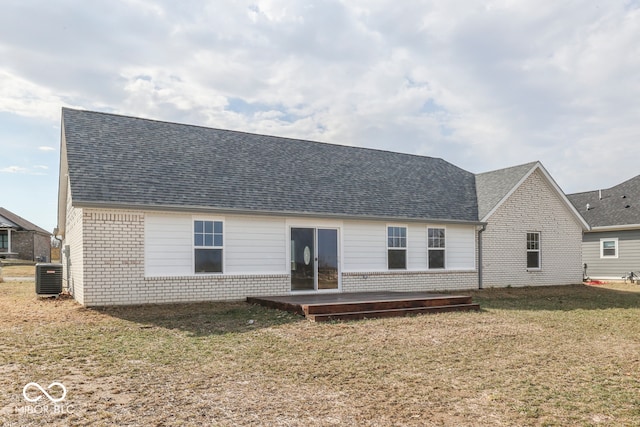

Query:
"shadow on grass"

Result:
[[92, 300, 304, 337], [468, 284, 640, 311]]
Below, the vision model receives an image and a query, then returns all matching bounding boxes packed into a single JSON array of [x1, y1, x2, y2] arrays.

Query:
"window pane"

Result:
[[428, 228, 445, 248], [214, 235, 223, 247], [527, 233, 539, 250], [204, 221, 213, 233], [388, 249, 406, 269], [194, 221, 204, 233], [195, 249, 222, 273], [388, 227, 407, 248], [527, 251, 540, 269], [194, 234, 204, 246], [204, 234, 213, 246], [602, 241, 616, 257], [429, 249, 445, 269], [214, 221, 223, 233]]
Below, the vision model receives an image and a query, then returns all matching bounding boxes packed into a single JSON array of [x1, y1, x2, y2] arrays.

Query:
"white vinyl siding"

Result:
[[446, 225, 476, 270], [225, 216, 286, 274], [342, 221, 387, 272], [146, 213, 287, 277], [145, 214, 193, 276], [342, 220, 476, 272]]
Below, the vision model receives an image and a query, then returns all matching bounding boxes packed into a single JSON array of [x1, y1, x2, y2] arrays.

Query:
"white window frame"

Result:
[[427, 227, 446, 269], [526, 232, 541, 270], [193, 218, 224, 274], [387, 225, 407, 270], [600, 238, 619, 259]]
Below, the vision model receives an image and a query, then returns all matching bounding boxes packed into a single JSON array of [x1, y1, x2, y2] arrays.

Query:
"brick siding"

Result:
[[481, 169, 583, 287]]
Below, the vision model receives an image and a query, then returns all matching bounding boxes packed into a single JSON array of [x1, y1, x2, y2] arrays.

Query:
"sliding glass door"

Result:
[[290, 227, 339, 291]]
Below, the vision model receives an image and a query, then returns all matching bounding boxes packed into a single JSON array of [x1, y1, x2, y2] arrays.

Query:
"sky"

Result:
[[1, 0, 639, 233]]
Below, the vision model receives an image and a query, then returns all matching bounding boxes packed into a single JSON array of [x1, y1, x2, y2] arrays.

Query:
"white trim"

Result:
[[286, 219, 343, 293], [600, 237, 619, 259], [590, 224, 640, 232], [427, 226, 446, 270], [526, 231, 541, 271], [192, 216, 225, 274], [386, 224, 408, 270]]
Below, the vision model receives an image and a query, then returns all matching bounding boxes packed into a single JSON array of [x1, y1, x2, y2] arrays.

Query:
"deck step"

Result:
[[306, 303, 481, 322], [301, 296, 473, 315]]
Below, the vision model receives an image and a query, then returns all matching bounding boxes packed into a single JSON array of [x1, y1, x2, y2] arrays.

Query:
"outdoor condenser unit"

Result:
[[35, 263, 63, 296]]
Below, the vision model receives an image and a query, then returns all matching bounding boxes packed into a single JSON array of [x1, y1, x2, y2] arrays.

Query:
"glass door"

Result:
[[290, 227, 339, 291], [291, 228, 315, 291], [317, 229, 338, 290]]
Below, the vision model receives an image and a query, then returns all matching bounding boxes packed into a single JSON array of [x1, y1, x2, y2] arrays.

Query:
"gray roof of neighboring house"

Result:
[[475, 162, 538, 220], [62, 108, 480, 222], [0, 207, 50, 234], [567, 175, 640, 228]]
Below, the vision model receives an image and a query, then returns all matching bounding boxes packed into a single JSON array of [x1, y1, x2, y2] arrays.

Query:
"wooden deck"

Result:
[[247, 291, 480, 322]]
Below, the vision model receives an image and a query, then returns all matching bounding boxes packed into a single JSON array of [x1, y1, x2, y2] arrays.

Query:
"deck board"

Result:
[[247, 291, 480, 321]]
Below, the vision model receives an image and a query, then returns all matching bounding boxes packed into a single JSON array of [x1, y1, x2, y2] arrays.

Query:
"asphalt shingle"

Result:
[[568, 175, 640, 227], [62, 108, 479, 222]]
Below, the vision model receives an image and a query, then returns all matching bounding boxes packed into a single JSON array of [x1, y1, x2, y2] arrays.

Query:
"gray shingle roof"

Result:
[[62, 108, 479, 222], [0, 207, 50, 234], [567, 175, 640, 228], [475, 162, 538, 220]]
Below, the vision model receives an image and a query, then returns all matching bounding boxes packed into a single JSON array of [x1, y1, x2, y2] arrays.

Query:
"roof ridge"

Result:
[[62, 107, 447, 164]]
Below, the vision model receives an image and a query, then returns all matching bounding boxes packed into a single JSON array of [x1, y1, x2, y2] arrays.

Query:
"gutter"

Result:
[[72, 200, 486, 227]]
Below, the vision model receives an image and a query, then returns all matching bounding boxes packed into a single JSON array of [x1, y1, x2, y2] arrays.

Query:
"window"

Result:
[[387, 226, 407, 269], [428, 228, 446, 269], [526, 232, 540, 269], [600, 238, 618, 258], [194, 220, 223, 273], [0, 232, 7, 249]]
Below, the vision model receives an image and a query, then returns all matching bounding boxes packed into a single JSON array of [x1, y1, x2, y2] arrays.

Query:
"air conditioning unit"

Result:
[[35, 263, 63, 296]]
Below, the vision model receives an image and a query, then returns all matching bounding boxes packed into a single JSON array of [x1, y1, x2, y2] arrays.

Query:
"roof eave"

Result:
[[72, 200, 485, 226], [588, 224, 640, 232]]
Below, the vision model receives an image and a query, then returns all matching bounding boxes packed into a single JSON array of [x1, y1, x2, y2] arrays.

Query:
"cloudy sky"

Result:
[[2, 0, 640, 232]]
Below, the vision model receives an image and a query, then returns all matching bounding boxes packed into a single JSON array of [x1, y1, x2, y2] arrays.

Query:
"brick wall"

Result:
[[343, 270, 479, 292], [482, 169, 583, 287], [9, 231, 50, 261]]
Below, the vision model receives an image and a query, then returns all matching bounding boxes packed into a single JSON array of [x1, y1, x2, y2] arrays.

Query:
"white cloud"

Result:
[[0, 0, 638, 201], [38, 146, 56, 152], [0, 165, 27, 173]]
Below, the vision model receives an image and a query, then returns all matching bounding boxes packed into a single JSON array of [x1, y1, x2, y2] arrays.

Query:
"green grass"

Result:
[[1, 280, 639, 426]]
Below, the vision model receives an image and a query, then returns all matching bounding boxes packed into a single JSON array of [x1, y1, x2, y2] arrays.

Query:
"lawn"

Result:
[[1, 266, 639, 426]]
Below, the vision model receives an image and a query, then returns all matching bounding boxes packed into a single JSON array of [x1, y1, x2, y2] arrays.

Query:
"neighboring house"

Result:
[[56, 108, 587, 306], [476, 163, 589, 287], [567, 175, 640, 280], [0, 207, 52, 261]]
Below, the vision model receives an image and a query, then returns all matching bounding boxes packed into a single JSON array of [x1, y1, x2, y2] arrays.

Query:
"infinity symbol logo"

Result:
[[22, 382, 67, 403]]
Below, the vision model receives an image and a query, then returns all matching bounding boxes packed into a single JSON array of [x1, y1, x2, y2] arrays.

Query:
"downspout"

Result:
[[478, 224, 486, 290], [53, 228, 67, 292]]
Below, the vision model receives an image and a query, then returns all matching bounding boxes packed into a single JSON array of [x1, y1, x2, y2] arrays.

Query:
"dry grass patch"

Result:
[[0, 264, 35, 278], [1, 281, 639, 426]]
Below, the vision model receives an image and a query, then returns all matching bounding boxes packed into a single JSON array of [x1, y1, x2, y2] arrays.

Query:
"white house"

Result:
[[56, 108, 588, 306]]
